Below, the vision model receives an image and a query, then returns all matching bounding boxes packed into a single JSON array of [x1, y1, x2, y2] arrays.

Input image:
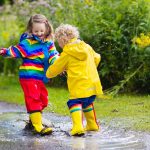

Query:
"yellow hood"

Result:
[[63, 40, 88, 61]]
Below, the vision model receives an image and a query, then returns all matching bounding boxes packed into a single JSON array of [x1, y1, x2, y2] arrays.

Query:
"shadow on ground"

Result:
[[0, 102, 149, 150]]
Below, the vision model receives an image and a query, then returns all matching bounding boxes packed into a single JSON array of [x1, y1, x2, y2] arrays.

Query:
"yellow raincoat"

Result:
[[46, 39, 103, 99]]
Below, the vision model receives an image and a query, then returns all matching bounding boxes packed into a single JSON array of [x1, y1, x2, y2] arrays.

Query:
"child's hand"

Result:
[[59, 71, 66, 77], [0, 48, 6, 55]]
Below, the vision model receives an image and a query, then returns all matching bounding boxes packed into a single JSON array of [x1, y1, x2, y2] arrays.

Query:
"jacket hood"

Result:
[[63, 40, 88, 61], [20, 33, 50, 44]]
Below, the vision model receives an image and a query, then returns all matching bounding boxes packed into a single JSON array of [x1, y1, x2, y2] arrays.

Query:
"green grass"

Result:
[[95, 95, 150, 131], [0, 75, 24, 104], [0, 75, 150, 131]]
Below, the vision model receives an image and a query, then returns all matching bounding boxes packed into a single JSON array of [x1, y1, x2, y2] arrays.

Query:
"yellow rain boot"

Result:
[[69, 104, 85, 136], [30, 112, 52, 136], [83, 103, 99, 131]]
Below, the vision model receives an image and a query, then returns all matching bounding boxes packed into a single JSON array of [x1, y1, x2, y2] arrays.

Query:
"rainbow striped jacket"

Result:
[[4, 34, 59, 82]]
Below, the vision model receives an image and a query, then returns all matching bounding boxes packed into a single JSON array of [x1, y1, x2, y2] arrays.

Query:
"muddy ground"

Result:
[[0, 101, 149, 150]]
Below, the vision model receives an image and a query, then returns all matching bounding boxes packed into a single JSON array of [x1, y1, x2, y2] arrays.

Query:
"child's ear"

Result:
[[63, 37, 69, 44]]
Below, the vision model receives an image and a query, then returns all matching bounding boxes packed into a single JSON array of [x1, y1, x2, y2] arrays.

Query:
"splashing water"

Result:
[[0, 102, 149, 150]]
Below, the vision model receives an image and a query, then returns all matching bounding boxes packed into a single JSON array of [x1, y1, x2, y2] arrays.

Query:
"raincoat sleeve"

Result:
[[3, 40, 28, 58], [93, 50, 101, 67], [48, 42, 60, 65], [46, 52, 68, 78]]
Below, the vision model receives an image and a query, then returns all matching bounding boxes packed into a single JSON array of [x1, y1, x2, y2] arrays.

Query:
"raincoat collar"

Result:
[[32, 34, 50, 43]]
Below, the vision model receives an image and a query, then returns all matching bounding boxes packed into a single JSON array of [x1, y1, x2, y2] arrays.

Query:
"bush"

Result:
[[0, 0, 150, 93]]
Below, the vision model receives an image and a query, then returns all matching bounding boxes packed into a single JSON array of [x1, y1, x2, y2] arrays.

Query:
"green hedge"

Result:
[[0, 0, 150, 94]]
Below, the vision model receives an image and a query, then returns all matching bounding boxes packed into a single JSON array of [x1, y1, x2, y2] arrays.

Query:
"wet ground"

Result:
[[0, 102, 150, 150]]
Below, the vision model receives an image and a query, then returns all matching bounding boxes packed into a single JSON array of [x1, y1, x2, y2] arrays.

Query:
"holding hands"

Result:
[[0, 48, 6, 55]]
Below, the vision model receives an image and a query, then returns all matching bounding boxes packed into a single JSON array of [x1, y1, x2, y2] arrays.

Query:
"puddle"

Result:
[[0, 102, 149, 150]]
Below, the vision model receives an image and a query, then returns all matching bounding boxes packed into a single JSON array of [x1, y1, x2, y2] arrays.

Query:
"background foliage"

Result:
[[0, 0, 150, 94]]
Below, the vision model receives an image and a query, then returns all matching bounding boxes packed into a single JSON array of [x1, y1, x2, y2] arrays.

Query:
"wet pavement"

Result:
[[0, 102, 149, 150]]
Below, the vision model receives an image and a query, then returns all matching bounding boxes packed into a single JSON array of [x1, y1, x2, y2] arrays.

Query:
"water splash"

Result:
[[0, 106, 149, 150]]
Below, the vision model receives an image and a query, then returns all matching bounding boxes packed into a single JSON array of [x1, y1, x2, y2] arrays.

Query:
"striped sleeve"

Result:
[[48, 41, 59, 65], [5, 41, 28, 58]]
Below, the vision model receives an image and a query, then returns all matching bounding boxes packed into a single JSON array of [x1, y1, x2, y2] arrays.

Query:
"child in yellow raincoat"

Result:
[[46, 24, 103, 136]]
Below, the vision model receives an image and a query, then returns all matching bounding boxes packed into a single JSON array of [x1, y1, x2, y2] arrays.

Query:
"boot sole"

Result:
[[73, 133, 85, 137]]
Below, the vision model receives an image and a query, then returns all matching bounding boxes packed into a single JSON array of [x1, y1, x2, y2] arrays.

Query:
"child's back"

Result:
[[46, 24, 103, 136]]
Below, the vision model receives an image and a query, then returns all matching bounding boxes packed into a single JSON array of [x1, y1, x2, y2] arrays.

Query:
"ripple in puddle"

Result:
[[0, 112, 148, 150]]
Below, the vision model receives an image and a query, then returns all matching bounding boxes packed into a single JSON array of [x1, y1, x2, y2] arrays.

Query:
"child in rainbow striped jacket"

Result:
[[46, 24, 103, 136], [0, 14, 59, 136]]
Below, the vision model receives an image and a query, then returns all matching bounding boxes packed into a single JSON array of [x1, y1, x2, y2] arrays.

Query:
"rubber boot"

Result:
[[83, 103, 99, 131], [30, 112, 52, 136], [69, 104, 85, 136]]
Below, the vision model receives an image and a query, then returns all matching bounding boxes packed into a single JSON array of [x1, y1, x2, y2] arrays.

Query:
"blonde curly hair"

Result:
[[55, 24, 80, 47]]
